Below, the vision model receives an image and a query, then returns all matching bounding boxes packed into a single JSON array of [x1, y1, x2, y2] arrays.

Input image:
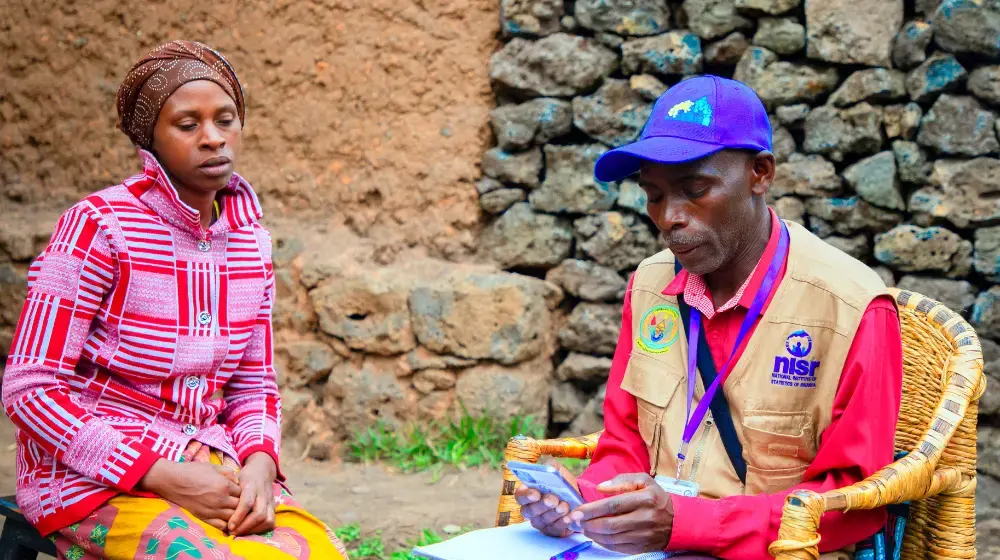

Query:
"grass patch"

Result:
[[555, 457, 591, 476], [348, 411, 545, 473], [334, 523, 474, 560]]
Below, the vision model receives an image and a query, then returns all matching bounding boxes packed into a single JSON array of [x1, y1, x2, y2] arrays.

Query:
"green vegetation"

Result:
[[556, 457, 591, 476], [334, 523, 473, 560], [348, 412, 545, 473], [340, 414, 590, 558]]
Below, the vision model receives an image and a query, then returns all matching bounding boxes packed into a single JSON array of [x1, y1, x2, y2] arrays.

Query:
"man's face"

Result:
[[151, 80, 242, 194], [638, 150, 775, 276]]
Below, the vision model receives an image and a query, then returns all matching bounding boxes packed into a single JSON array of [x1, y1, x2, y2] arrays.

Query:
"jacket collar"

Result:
[[125, 149, 263, 237]]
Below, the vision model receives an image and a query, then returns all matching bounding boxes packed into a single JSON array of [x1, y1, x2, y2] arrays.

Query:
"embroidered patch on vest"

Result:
[[637, 305, 681, 353], [771, 330, 820, 388]]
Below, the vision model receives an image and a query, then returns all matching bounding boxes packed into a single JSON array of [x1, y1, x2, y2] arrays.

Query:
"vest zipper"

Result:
[[687, 415, 714, 482]]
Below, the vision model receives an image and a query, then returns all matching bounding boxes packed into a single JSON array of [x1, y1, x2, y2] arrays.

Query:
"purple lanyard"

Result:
[[677, 220, 790, 471]]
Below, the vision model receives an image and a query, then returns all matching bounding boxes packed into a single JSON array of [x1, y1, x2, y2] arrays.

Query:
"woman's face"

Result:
[[151, 80, 242, 194]]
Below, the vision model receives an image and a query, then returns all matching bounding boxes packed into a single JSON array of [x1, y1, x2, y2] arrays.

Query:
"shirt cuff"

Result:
[[117, 446, 162, 493], [239, 444, 284, 481], [667, 495, 724, 552]]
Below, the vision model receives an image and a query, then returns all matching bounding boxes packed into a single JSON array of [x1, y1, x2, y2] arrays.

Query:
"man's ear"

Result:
[[749, 151, 776, 197]]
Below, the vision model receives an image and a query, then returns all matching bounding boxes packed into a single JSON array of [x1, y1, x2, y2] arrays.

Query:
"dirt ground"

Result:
[[0, 416, 501, 556], [284, 458, 501, 549]]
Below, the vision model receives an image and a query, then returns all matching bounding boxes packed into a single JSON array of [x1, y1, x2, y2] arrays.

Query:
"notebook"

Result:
[[411, 522, 671, 560]]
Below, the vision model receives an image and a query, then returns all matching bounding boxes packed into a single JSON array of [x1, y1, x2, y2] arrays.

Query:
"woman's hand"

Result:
[[228, 452, 278, 536], [138, 459, 242, 531]]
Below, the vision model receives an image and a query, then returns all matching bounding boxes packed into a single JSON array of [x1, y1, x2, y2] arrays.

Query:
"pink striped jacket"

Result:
[[3, 150, 281, 535]]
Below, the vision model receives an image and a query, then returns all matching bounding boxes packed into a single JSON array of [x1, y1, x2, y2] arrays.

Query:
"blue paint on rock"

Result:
[[916, 228, 939, 241], [972, 292, 997, 323], [645, 49, 676, 73], [830, 197, 859, 209], [633, 33, 701, 74], [910, 192, 936, 206], [975, 114, 992, 133], [938, 0, 970, 20], [924, 57, 964, 92], [682, 33, 702, 54], [539, 103, 557, 124]]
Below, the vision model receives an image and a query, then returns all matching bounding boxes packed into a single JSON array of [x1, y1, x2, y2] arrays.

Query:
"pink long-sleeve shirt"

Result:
[[3, 150, 282, 535]]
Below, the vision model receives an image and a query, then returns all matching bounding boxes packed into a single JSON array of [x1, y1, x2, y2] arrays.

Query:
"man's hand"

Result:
[[514, 461, 578, 538], [566, 473, 674, 555], [138, 459, 242, 531], [228, 452, 278, 536]]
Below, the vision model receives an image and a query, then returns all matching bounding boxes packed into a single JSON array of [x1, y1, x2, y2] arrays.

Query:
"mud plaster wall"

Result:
[[1, 0, 497, 260]]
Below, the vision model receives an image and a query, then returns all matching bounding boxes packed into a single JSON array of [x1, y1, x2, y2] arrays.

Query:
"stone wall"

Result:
[[276, 253, 564, 460], [479, 0, 1000, 548]]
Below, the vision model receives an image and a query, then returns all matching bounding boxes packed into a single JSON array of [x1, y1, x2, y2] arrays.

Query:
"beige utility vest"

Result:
[[623, 221, 888, 557]]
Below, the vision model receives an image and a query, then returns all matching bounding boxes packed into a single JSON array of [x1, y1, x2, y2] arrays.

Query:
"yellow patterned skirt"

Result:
[[51, 444, 348, 560]]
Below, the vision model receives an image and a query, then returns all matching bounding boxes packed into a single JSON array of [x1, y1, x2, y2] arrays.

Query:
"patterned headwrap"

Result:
[[116, 40, 245, 149]]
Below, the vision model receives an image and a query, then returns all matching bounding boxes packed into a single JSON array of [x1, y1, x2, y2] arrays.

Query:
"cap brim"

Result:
[[594, 137, 726, 182]]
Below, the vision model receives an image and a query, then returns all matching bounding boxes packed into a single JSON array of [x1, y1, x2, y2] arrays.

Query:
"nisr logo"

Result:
[[771, 330, 819, 388]]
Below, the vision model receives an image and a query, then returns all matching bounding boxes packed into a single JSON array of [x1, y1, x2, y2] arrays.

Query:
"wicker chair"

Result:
[[494, 289, 986, 559]]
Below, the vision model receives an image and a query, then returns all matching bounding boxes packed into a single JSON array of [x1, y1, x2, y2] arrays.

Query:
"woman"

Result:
[[3, 41, 347, 560]]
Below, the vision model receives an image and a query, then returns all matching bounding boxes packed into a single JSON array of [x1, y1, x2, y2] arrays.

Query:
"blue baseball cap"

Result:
[[594, 75, 772, 182]]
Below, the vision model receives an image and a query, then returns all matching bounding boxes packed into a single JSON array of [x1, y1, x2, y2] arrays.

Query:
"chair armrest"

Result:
[[769, 457, 976, 558], [494, 432, 602, 526]]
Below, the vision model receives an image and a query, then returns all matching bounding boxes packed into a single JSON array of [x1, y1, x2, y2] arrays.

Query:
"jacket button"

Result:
[[185, 376, 201, 389], [183, 424, 197, 436], [198, 239, 211, 252], [197, 311, 211, 325]]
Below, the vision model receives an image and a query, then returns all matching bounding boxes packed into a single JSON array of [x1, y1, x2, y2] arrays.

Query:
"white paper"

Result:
[[411, 522, 628, 560]]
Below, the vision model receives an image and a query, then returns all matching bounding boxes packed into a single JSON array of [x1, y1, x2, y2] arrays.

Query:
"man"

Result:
[[515, 76, 903, 559]]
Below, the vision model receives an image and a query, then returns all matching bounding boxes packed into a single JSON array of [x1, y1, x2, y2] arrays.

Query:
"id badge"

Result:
[[654, 475, 699, 497]]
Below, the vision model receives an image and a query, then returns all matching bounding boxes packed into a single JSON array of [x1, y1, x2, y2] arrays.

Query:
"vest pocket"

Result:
[[636, 401, 661, 451], [740, 411, 816, 471], [621, 352, 685, 474], [745, 463, 809, 495]]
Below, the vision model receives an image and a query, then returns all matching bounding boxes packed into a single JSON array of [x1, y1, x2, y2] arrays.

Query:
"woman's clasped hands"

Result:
[[138, 451, 278, 536]]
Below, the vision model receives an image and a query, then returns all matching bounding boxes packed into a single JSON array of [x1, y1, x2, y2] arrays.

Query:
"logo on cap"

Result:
[[666, 96, 713, 127]]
